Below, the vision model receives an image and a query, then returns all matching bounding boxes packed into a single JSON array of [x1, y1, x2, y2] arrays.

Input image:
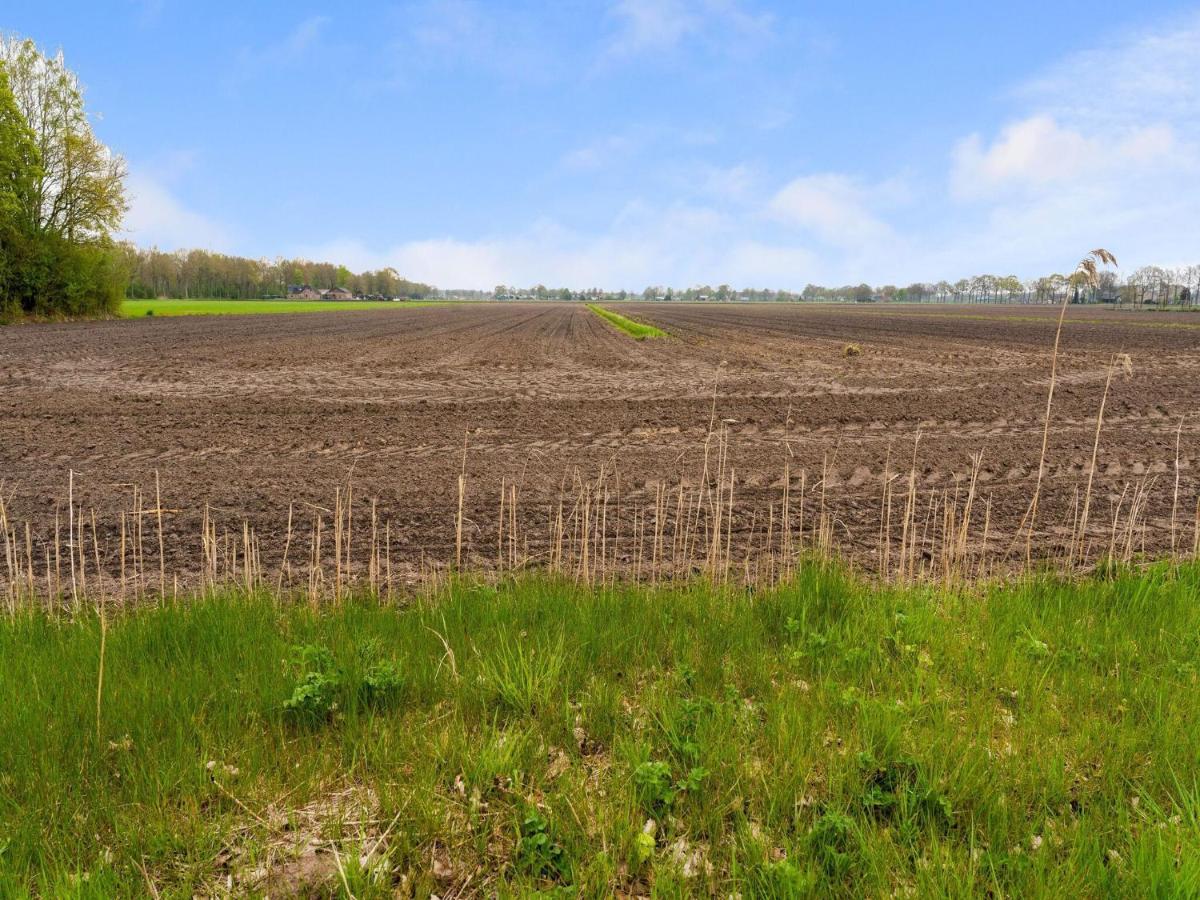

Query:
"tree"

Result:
[[0, 36, 126, 242], [1, 35, 128, 318]]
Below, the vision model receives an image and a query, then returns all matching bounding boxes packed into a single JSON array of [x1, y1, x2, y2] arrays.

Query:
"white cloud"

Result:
[[122, 170, 232, 251], [607, 0, 700, 55], [1017, 11, 1200, 131], [768, 174, 895, 249], [923, 13, 1200, 279], [951, 115, 1180, 199]]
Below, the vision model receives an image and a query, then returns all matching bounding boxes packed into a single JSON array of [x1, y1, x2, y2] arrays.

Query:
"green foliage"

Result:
[[123, 248, 435, 301], [750, 858, 816, 898], [1, 229, 127, 318], [516, 809, 568, 881], [632, 759, 709, 814], [358, 640, 406, 708], [633, 760, 676, 813], [283, 641, 408, 721], [807, 812, 860, 879], [282, 644, 341, 722]]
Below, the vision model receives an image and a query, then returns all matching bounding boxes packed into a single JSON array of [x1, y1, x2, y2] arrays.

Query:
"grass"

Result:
[[3, 563, 1200, 896], [120, 299, 449, 318], [587, 303, 667, 339]]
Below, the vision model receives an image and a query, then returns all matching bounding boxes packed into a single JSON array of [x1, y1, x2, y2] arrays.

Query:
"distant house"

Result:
[[321, 286, 355, 301], [288, 284, 322, 299]]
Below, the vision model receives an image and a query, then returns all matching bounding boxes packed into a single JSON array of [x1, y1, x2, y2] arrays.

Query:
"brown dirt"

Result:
[[1, 302, 1197, 583]]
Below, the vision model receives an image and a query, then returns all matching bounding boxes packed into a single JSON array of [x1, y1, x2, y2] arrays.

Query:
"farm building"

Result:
[[321, 286, 355, 301], [287, 284, 322, 299]]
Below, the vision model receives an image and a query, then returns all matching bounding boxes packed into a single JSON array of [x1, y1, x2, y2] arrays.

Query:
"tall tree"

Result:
[[0, 66, 39, 225], [0, 36, 126, 242]]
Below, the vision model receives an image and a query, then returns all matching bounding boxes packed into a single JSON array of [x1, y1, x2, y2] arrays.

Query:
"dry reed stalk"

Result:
[[133, 487, 142, 601], [898, 433, 921, 582], [1107, 484, 1129, 562], [509, 483, 518, 571], [1027, 249, 1117, 565], [68, 471, 77, 608], [346, 482, 354, 592], [497, 477, 505, 571], [120, 512, 127, 599], [1171, 417, 1184, 557], [92, 509, 106, 741], [53, 506, 61, 602], [333, 488, 343, 602], [1193, 497, 1199, 557], [155, 471, 165, 600], [277, 503, 294, 594], [977, 498, 992, 581], [385, 519, 392, 599], [726, 468, 735, 581], [781, 461, 791, 576], [1076, 354, 1121, 565]]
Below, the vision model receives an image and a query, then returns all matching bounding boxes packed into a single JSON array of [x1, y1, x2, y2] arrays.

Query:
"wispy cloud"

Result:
[[123, 170, 232, 252], [227, 15, 332, 84], [560, 135, 639, 171], [603, 0, 774, 59]]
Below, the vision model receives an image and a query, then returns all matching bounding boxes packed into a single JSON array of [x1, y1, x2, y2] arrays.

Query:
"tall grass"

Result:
[[2, 564, 1199, 896]]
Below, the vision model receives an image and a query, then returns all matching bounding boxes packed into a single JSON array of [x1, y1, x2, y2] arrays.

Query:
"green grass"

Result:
[[3, 564, 1200, 896], [120, 298, 449, 318], [587, 303, 667, 339]]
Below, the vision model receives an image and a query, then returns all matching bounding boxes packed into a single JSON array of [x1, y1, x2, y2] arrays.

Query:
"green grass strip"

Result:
[[2, 562, 1200, 895], [587, 303, 666, 339], [121, 299, 450, 318]]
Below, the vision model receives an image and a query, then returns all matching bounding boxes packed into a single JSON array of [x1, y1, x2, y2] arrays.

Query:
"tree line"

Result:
[[123, 247, 434, 300], [492, 267, 1200, 307]]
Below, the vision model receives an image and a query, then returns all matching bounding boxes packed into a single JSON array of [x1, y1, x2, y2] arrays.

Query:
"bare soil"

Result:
[[2, 302, 1197, 581]]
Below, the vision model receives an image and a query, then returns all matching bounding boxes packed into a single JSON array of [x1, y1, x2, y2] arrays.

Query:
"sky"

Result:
[[6, 0, 1200, 290]]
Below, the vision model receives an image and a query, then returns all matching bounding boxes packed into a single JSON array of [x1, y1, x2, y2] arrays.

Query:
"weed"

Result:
[[356, 639, 406, 708], [808, 811, 860, 879], [632, 759, 709, 814], [282, 644, 341, 722], [516, 808, 568, 881], [842, 343, 861, 357]]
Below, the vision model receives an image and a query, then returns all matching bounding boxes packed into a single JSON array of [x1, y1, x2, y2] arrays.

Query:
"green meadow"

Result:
[[2, 563, 1198, 897], [120, 299, 449, 318]]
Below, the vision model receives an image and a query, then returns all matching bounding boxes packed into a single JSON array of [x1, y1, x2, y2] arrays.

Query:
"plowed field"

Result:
[[2, 302, 1197, 580]]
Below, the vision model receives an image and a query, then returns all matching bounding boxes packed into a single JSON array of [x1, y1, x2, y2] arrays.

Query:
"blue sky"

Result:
[[7, 1, 1200, 289]]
